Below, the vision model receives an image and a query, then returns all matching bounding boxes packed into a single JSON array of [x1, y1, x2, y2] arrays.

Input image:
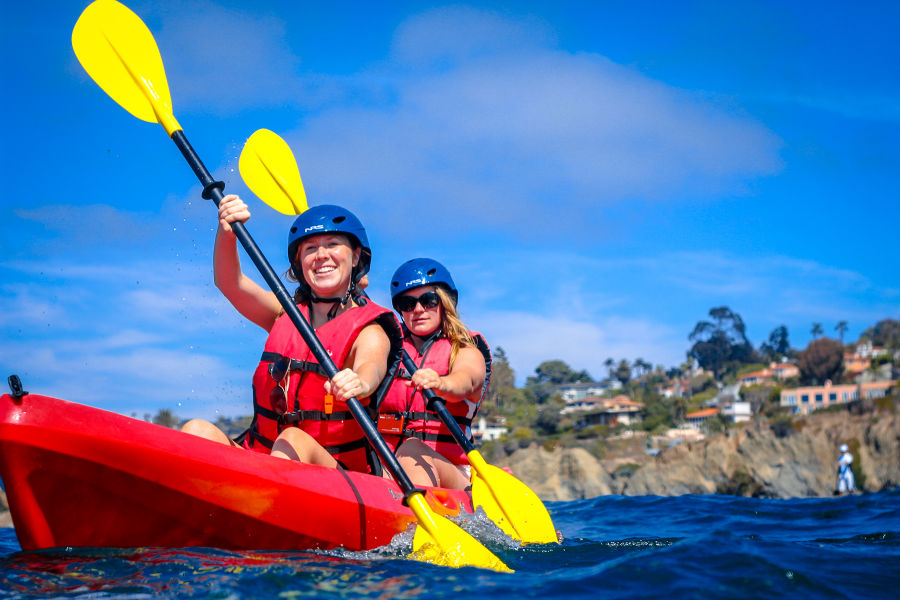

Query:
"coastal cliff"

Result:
[[495, 399, 899, 501]]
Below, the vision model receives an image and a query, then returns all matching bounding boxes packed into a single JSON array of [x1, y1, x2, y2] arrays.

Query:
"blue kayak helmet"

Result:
[[287, 204, 371, 294], [390, 258, 458, 310]]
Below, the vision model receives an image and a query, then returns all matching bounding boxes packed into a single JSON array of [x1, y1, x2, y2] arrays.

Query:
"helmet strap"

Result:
[[310, 289, 352, 321], [407, 326, 442, 354]]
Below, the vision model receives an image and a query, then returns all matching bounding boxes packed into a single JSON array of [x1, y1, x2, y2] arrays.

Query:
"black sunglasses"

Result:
[[268, 358, 290, 414], [394, 290, 441, 313]]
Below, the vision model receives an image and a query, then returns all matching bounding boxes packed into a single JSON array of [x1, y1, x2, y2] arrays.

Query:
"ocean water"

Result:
[[1, 489, 898, 599]]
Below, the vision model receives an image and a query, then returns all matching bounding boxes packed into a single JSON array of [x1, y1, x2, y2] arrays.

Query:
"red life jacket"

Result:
[[242, 299, 401, 474], [377, 331, 491, 465]]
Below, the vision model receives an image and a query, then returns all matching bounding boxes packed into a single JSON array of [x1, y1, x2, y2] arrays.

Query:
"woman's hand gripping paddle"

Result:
[[238, 127, 557, 545], [400, 353, 559, 545], [72, 0, 510, 573]]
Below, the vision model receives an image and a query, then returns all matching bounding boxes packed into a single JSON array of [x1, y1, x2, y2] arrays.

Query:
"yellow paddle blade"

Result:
[[408, 493, 511, 572], [72, 0, 181, 135], [239, 129, 308, 215], [468, 452, 559, 545]]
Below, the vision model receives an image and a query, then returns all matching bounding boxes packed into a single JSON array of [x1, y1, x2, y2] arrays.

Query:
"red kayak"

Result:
[[0, 391, 473, 552]]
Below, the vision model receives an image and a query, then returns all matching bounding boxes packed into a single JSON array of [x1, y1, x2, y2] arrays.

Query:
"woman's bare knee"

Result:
[[271, 428, 308, 461], [181, 419, 232, 445]]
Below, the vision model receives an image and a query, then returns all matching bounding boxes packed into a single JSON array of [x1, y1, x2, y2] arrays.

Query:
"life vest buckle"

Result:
[[279, 411, 301, 426]]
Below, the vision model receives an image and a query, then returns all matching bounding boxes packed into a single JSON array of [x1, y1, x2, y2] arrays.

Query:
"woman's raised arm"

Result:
[[213, 194, 283, 331]]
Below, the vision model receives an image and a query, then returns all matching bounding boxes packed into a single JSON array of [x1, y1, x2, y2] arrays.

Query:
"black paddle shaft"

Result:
[[401, 351, 476, 455], [169, 130, 420, 495]]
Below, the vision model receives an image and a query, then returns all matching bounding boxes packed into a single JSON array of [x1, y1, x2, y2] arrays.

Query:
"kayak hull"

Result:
[[0, 392, 472, 552]]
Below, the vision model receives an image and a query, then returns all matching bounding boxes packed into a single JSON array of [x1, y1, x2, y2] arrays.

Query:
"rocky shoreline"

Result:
[[493, 399, 899, 501]]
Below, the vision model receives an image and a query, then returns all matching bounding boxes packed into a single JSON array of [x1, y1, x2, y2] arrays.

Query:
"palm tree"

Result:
[[615, 359, 631, 386], [604, 357, 615, 379], [632, 358, 646, 378], [835, 321, 848, 343], [811, 322, 824, 340]]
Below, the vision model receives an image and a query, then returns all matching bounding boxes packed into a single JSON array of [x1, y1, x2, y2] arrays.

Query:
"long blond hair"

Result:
[[434, 287, 475, 368]]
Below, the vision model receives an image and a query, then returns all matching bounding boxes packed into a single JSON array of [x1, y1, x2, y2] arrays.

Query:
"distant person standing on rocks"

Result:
[[837, 443, 856, 495]]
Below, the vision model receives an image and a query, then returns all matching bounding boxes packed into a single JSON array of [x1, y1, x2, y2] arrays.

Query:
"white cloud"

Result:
[[13, 205, 160, 250], [474, 309, 683, 384], [275, 11, 782, 242], [390, 6, 556, 65], [133, 3, 782, 240], [150, 1, 305, 114], [1, 340, 248, 421]]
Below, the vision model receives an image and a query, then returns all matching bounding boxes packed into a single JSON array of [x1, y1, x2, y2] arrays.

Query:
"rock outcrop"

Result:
[[495, 400, 900, 500], [0, 489, 10, 527]]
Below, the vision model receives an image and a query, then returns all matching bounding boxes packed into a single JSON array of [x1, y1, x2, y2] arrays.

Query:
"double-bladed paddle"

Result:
[[238, 128, 558, 545], [72, 0, 509, 572]]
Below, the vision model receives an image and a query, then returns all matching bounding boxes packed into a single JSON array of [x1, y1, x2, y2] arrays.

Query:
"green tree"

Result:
[[835, 321, 848, 344], [811, 322, 824, 340], [740, 384, 777, 416], [797, 338, 844, 384], [484, 346, 516, 408], [526, 359, 591, 386], [689, 306, 757, 380], [639, 393, 674, 431], [632, 357, 652, 379], [604, 357, 615, 379], [615, 359, 631, 386], [860, 318, 900, 350], [152, 409, 178, 429], [760, 325, 791, 361], [525, 359, 591, 403], [534, 401, 563, 435]]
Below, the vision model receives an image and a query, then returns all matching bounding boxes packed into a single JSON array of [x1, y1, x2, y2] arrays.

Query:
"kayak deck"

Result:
[[0, 392, 473, 552]]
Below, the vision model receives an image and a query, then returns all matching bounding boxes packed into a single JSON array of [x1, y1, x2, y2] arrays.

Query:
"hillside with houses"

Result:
[[474, 312, 899, 497]]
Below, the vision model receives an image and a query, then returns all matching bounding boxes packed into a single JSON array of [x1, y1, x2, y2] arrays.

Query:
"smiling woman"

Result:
[[181, 197, 402, 475]]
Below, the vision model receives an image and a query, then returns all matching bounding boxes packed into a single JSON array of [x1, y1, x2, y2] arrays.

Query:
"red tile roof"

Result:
[[685, 407, 719, 419]]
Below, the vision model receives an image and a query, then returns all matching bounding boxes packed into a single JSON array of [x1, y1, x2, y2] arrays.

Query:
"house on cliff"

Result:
[[562, 394, 644, 428], [738, 361, 799, 387], [473, 417, 508, 442], [780, 379, 896, 415], [685, 407, 719, 431], [556, 381, 621, 403]]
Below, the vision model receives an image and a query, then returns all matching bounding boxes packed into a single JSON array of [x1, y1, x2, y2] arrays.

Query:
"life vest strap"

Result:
[[280, 410, 355, 425], [251, 397, 360, 433], [380, 409, 472, 428], [253, 399, 281, 422], [403, 430, 468, 445], [322, 436, 370, 456], [260, 351, 329, 377], [248, 428, 274, 449]]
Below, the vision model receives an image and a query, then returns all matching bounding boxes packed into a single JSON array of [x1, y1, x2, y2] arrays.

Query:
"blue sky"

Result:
[[2, 0, 898, 420]]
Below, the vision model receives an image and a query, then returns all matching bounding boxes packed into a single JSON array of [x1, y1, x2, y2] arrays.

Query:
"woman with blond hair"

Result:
[[377, 258, 491, 489]]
